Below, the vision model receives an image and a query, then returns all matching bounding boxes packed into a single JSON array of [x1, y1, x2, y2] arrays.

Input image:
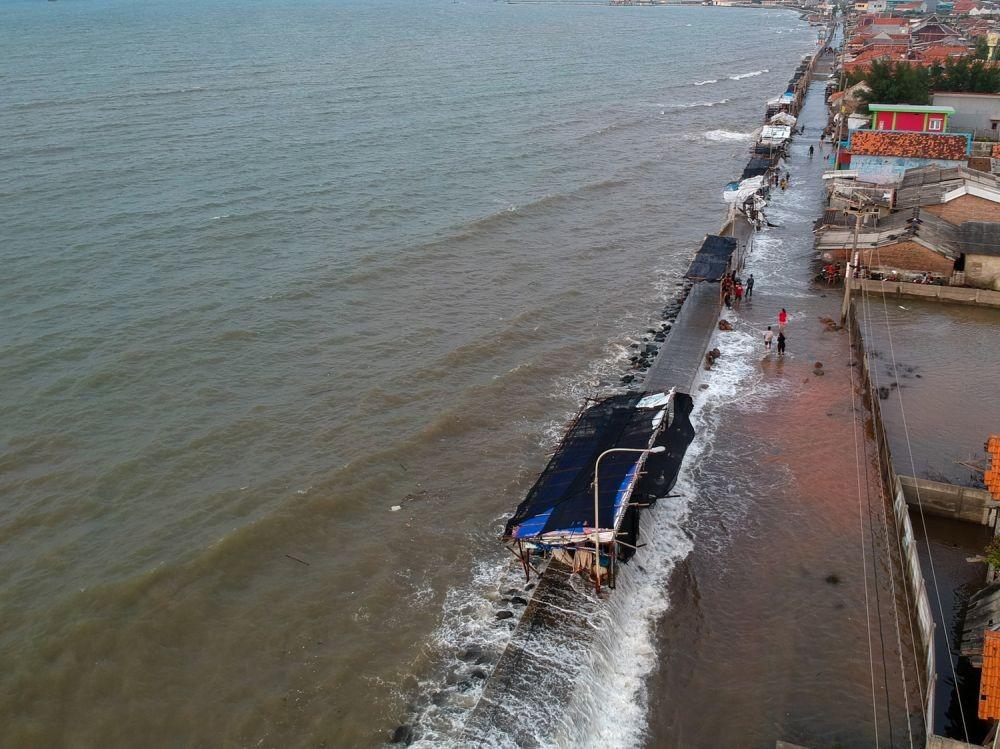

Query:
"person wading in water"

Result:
[[777, 330, 786, 356]]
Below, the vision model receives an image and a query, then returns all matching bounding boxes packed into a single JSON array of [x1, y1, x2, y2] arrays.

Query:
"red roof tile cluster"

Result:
[[843, 49, 909, 72], [952, 0, 981, 13], [913, 44, 971, 62], [850, 131, 969, 160]]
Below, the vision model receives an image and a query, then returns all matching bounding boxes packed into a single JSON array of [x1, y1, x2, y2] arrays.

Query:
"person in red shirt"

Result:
[[778, 308, 788, 329]]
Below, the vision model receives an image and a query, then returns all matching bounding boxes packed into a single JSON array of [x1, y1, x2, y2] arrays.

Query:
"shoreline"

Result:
[[430, 20, 841, 749]]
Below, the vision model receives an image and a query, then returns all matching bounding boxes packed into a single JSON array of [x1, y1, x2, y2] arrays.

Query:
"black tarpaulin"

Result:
[[503, 393, 663, 543], [616, 392, 696, 561], [742, 156, 778, 179], [685, 235, 737, 282]]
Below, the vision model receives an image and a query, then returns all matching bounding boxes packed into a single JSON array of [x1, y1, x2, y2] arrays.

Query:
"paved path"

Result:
[[642, 282, 721, 395]]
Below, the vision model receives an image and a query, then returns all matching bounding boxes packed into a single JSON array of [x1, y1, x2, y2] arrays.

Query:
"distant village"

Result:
[[814, 3, 1000, 292]]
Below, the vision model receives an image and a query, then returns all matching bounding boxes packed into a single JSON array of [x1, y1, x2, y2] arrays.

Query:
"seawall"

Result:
[[460, 47, 827, 745]]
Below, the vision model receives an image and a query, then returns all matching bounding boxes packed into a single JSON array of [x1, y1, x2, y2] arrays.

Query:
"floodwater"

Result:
[[855, 287, 1000, 742], [0, 1, 824, 746], [855, 298, 1000, 487], [911, 514, 991, 742], [644, 78, 923, 747]]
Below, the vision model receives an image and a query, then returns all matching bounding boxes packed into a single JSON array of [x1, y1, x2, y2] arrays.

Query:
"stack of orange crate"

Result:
[[981, 631, 1000, 720], [987, 436, 1000, 501]]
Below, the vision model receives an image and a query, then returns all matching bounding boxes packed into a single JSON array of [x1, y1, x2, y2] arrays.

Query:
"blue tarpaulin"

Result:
[[504, 394, 664, 543]]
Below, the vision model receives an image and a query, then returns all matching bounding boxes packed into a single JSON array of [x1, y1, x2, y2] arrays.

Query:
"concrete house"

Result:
[[932, 93, 1000, 141], [869, 103, 955, 132], [847, 129, 973, 182], [895, 166, 1000, 289]]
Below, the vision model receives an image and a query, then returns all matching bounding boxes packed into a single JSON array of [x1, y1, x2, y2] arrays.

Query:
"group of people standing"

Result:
[[763, 308, 788, 356], [722, 270, 788, 355], [721, 271, 754, 310]]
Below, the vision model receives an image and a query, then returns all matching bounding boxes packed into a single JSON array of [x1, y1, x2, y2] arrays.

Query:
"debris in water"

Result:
[[391, 724, 414, 745], [390, 505, 402, 512]]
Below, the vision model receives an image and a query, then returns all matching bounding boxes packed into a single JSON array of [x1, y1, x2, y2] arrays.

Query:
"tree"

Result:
[[929, 57, 1000, 93], [973, 36, 990, 61], [859, 60, 931, 107]]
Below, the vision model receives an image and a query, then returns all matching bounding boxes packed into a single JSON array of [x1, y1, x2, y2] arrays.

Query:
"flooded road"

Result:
[[644, 76, 922, 748]]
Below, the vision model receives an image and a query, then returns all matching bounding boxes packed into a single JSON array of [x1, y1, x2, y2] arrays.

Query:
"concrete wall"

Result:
[[933, 93, 1000, 141], [848, 302, 938, 737], [898, 474, 996, 526], [926, 737, 987, 749], [965, 253, 1000, 292], [847, 277, 1000, 306], [852, 155, 965, 184]]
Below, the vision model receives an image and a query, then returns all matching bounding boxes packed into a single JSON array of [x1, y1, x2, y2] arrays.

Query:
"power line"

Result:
[[859, 275, 918, 747], [870, 240, 972, 743], [846, 289, 884, 748]]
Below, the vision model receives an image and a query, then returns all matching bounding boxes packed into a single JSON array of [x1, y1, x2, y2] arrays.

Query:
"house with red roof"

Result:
[[952, 0, 982, 14], [846, 129, 973, 182], [911, 16, 963, 44], [911, 43, 971, 63], [843, 48, 910, 73]]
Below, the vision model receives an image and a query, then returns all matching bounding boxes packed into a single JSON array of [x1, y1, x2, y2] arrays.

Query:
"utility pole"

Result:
[[840, 197, 877, 323]]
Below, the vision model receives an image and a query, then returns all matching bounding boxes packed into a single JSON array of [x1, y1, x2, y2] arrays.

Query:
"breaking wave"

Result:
[[670, 98, 730, 110], [704, 129, 752, 142], [693, 78, 719, 86], [730, 68, 769, 80]]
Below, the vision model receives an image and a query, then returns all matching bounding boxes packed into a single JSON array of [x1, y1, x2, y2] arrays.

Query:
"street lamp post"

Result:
[[591, 445, 666, 592]]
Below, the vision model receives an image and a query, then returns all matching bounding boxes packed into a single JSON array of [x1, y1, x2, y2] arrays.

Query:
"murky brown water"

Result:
[[855, 297, 1000, 488], [1, 3, 823, 746]]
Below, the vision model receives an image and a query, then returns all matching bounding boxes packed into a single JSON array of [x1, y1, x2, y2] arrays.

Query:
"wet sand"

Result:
[[645, 75, 922, 747]]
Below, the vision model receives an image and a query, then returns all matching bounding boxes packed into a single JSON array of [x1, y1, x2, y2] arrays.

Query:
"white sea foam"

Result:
[[704, 129, 752, 142], [693, 78, 719, 86], [730, 69, 769, 80], [404, 265, 778, 746], [672, 98, 730, 109]]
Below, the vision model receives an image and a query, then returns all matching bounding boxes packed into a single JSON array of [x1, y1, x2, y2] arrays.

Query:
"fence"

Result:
[[849, 300, 938, 738]]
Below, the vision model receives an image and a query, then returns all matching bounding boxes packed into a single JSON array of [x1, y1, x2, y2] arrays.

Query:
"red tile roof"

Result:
[[953, 0, 980, 12], [850, 130, 970, 160], [913, 44, 970, 62], [843, 49, 909, 72]]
